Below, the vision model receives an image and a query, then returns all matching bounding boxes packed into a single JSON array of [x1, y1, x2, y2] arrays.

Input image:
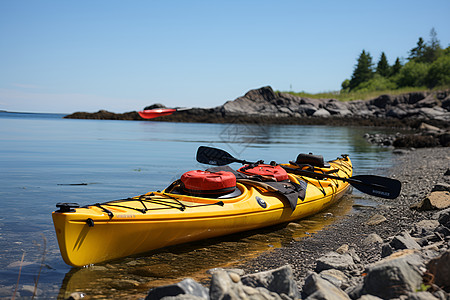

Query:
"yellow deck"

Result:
[[52, 157, 353, 267]]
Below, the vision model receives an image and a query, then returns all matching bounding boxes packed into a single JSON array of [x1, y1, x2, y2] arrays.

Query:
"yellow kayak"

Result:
[[53, 153, 353, 267]]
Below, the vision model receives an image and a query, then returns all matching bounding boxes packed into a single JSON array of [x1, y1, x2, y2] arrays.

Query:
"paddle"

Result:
[[196, 146, 401, 199]]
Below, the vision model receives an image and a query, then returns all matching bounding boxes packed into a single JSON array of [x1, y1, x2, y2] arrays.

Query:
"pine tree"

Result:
[[349, 50, 374, 90], [422, 28, 442, 63], [391, 57, 402, 76], [408, 37, 426, 61], [376, 52, 390, 77]]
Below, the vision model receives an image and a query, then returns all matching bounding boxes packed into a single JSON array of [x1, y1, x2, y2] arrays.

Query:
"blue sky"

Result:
[[1, 1, 449, 113]]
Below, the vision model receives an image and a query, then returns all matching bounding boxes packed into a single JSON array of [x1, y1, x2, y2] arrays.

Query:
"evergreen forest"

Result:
[[341, 28, 450, 94]]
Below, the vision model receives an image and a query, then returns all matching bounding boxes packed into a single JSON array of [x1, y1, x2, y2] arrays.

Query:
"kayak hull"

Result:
[[52, 157, 353, 267], [138, 109, 176, 119]]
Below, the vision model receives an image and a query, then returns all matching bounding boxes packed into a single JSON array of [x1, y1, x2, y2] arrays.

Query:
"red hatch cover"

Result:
[[181, 170, 236, 196], [238, 164, 289, 181]]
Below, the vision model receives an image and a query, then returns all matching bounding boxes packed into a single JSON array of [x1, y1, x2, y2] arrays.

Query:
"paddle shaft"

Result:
[[282, 166, 383, 189]]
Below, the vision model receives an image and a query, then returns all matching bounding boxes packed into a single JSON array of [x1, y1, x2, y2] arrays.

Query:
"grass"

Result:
[[280, 87, 435, 102]]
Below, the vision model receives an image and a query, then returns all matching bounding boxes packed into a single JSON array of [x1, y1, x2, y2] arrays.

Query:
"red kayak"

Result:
[[138, 108, 177, 119]]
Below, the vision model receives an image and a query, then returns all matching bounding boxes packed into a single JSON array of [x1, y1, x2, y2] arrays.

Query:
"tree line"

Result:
[[341, 28, 450, 93]]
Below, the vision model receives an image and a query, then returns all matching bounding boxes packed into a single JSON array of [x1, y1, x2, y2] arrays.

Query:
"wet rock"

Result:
[[302, 272, 350, 299], [315, 251, 356, 272], [426, 250, 450, 292], [361, 250, 425, 299], [241, 265, 300, 299], [145, 278, 209, 300]]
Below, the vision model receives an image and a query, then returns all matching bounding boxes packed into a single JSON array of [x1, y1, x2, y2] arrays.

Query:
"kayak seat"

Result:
[[295, 153, 331, 168]]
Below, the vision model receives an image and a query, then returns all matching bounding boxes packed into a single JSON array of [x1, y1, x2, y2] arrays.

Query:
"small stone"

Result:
[[364, 233, 383, 245], [228, 272, 240, 283], [366, 214, 387, 226], [336, 244, 349, 254]]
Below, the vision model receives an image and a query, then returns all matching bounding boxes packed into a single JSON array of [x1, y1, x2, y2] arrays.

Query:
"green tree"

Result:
[[397, 61, 430, 87], [391, 57, 402, 76], [425, 50, 450, 88], [349, 50, 374, 90], [341, 79, 350, 91], [376, 52, 390, 77]]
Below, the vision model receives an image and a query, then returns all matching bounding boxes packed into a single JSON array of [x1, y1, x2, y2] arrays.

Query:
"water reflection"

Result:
[[57, 195, 354, 299]]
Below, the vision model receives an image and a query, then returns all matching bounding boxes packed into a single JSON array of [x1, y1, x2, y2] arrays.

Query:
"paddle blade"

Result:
[[196, 146, 237, 166], [350, 175, 402, 199]]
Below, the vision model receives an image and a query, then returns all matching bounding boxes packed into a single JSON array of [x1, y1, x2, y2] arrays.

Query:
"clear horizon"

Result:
[[1, 0, 450, 114]]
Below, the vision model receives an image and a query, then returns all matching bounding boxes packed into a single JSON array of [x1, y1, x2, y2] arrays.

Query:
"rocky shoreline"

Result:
[[111, 147, 450, 300], [65, 86, 450, 148]]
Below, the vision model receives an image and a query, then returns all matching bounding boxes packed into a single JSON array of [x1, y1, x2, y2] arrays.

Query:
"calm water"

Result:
[[0, 111, 396, 299]]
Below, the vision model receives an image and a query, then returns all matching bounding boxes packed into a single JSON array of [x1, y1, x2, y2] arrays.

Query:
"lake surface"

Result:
[[0, 111, 396, 299]]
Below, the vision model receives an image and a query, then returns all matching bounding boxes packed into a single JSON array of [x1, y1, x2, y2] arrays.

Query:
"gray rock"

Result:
[[210, 270, 283, 300], [315, 251, 356, 272], [436, 207, 450, 228], [412, 220, 440, 237], [312, 109, 331, 117], [362, 250, 424, 299], [390, 231, 422, 250], [145, 278, 209, 300], [302, 273, 350, 300], [381, 243, 394, 258], [241, 265, 300, 299], [318, 269, 349, 290], [363, 233, 383, 245]]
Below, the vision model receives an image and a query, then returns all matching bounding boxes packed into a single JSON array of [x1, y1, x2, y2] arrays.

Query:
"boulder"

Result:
[[302, 273, 351, 300], [241, 265, 300, 299], [210, 270, 283, 300], [362, 250, 425, 299], [145, 278, 209, 300], [411, 191, 450, 210], [312, 109, 331, 117], [315, 251, 356, 272]]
